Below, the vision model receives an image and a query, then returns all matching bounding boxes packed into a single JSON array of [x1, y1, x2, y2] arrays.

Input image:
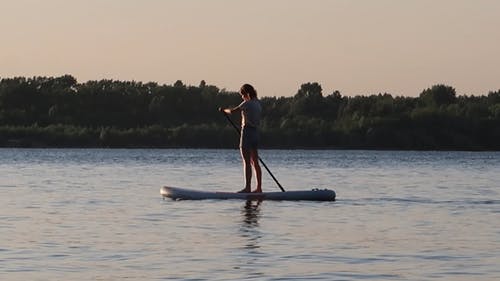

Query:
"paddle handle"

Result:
[[220, 110, 286, 192]]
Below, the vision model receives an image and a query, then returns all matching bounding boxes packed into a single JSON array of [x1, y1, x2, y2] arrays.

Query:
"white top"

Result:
[[237, 98, 261, 128]]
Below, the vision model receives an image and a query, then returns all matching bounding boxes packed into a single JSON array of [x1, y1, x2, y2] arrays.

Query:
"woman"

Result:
[[220, 84, 262, 193]]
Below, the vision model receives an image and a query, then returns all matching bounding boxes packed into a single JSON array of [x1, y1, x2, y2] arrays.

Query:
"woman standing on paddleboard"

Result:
[[220, 84, 263, 193]]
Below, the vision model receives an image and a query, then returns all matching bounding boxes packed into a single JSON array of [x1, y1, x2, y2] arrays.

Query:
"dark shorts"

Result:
[[240, 126, 259, 149]]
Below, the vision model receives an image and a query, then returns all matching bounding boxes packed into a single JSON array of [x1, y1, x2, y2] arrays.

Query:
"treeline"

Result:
[[0, 75, 499, 150]]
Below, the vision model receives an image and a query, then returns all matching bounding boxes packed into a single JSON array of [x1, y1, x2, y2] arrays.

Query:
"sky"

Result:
[[1, 0, 499, 97]]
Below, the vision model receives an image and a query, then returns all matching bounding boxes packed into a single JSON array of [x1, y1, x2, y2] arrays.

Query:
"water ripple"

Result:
[[1, 148, 499, 280]]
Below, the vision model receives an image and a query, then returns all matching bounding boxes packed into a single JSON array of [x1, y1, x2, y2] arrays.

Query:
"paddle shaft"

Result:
[[222, 112, 286, 192]]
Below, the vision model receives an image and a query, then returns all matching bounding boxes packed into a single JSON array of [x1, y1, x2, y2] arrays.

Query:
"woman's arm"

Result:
[[219, 104, 242, 115]]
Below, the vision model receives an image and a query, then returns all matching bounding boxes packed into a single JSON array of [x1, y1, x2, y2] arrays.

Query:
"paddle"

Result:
[[220, 110, 286, 192]]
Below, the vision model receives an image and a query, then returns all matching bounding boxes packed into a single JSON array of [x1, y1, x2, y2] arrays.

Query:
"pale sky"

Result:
[[1, 0, 499, 97]]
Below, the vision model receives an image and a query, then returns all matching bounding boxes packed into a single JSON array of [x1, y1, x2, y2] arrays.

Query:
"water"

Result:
[[0, 148, 499, 280]]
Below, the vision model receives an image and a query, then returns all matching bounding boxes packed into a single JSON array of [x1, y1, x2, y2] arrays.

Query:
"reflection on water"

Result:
[[241, 200, 262, 226], [235, 200, 265, 277], [240, 200, 262, 251]]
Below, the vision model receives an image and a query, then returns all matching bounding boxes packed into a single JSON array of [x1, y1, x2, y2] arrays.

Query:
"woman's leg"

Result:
[[250, 148, 262, 193], [239, 147, 252, 193]]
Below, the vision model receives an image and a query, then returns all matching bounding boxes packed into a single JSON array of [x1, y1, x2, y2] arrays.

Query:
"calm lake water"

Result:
[[1, 148, 499, 280]]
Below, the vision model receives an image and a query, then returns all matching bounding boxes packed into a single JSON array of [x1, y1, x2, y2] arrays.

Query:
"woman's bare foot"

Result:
[[238, 188, 251, 193], [251, 189, 262, 193]]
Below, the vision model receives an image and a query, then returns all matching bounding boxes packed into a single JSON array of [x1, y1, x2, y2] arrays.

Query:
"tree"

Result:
[[295, 82, 323, 99], [174, 80, 184, 88], [419, 84, 457, 107], [1, 76, 499, 150], [291, 82, 324, 117]]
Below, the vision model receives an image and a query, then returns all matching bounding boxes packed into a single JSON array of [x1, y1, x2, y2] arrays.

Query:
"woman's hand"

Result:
[[218, 107, 232, 114]]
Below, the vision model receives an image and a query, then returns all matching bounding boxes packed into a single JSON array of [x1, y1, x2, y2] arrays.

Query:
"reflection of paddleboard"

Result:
[[161, 186, 336, 201]]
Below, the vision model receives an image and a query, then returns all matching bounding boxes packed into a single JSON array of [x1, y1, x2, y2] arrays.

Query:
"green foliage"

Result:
[[419, 84, 457, 107], [0, 76, 499, 150]]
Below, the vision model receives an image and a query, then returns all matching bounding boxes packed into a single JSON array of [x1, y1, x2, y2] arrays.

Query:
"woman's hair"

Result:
[[240, 84, 257, 98]]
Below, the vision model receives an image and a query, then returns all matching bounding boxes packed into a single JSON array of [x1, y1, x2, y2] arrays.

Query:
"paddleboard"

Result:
[[161, 186, 336, 201]]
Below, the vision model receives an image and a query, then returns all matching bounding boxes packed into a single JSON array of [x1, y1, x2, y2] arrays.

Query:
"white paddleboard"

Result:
[[161, 186, 336, 201]]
